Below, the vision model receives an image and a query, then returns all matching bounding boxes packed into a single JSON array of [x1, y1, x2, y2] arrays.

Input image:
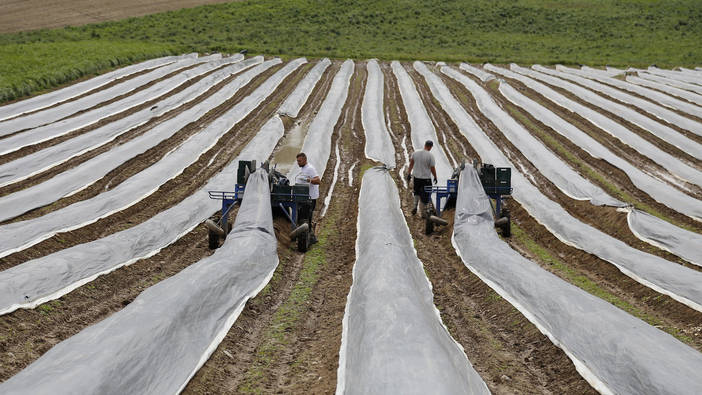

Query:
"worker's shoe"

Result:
[[310, 233, 318, 245]]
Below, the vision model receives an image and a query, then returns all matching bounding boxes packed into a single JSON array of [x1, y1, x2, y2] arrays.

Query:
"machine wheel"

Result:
[[297, 230, 310, 252], [425, 216, 434, 235], [500, 208, 511, 237], [208, 229, 219, 249]]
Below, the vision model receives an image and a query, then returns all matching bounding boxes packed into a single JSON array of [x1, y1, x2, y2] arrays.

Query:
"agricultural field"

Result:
[[1, 0, 702, 394], [0, 53, 701, 394]]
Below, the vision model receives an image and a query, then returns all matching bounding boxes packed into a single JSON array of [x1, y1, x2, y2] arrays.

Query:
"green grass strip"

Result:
[[238, 209, 337, 393], [2, 0, 702, 102], [512, 223, 694, 345]]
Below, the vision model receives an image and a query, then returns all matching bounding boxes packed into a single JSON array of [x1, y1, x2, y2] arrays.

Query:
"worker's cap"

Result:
[[424, 140, 433, 147]]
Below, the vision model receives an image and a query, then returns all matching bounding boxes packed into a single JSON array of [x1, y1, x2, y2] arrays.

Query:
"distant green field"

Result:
[[1, 0, 701, 102]]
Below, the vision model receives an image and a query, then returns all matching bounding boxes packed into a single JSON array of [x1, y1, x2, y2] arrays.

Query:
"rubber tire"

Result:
[[500, 208, 511, 238], [425, 216, 434, 235], [208, 229, 219, 249], [297, 230, 310, 252]]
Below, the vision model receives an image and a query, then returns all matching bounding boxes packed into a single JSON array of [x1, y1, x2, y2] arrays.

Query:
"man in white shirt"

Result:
[[406, 140, 437, 215], [295, 153, 320, 240]]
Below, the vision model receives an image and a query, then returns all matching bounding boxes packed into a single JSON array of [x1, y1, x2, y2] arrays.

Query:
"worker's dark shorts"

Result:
[[412, 177, 431, 203]]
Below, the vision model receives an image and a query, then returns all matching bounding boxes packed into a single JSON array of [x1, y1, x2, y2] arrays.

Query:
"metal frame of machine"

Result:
[[207, 160, 315, 252]]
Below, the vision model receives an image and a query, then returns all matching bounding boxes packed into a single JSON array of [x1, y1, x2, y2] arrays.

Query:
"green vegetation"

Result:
[[2, 0, 701, 102], [512, 223, 694, 345]]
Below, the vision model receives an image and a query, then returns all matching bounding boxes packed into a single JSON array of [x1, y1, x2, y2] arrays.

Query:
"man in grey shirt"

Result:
[[406, 140, 438, 215]]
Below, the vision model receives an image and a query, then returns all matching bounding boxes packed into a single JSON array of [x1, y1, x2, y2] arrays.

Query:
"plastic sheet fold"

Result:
[[0, 168, 279, 394], [626, 209, 702, 267], [391, 61, 452, 183], [452, 167, 702, 395], [0, 55, 250, 187], [362, 60, 396, 167], [290, 59, 354, 181], [0, 54, 207, 137], [488, 64, 702, 188], [337, 168, 488, 395], [278, 58, 331, 117], [0, 54, 187, 122], [0, 116, 284, 315], [458, 63, 495, 82], [0, 59, 305, 258], [417, 62, 702, 313], [443, 66, 623, 207], [0, 57, 270, 222]]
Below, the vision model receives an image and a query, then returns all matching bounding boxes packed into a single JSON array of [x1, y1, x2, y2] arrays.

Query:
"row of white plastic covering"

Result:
[[0, 54, 187, 122], [362, 60, 396, 168], [0, 58, 306, 258], [0, 168, 280, 394], [0, 57, 269, 223], [636, 71, 702, 95], [452, 166, 702, 395], [646, 66, 702, 85], [555, 64, 702, 119], [337, 168, 489, 395], [0, 56, 332, 315], [278, 58, 331, 117], [0, 54, 206, 137], [289, 60, 354, 181], [415, 62, 702, 312], [456, 64, 702, 265], [443, 66, 623, 206], [485, 64, 702, 188], [493, 81, 702, 266], [532, 65, 702, 148], [484, 65, 702, 219], [626, 74, 702, 106], [391, 61, 453, 184], [0, 54, 248, 187], [0, 54, 233, 156]]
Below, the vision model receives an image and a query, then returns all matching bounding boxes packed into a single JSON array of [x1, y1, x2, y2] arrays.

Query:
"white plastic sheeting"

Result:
[[443, 66, 622, 206], [0, 54, 186, 122], [627, 75, 702, 106], [458, 63, 495, 82], [498, 82, 702, 265], [636, 71, 702, 95], [290, 59, 354, 181], [417, 63, 702, 313], [647, 67, 702, 85], [535, 65, 702, 144], [0, 168, 279, 394], [0, 57, 271, 222], [626, 209, 702, 267], [0, 58, 305, 258], [391, 61, 452, 183], [0, 116, 283, 315], [0, 55, 251, 188], [452, 167, 702, 395], [581, 66, 622, 77], [553, 65, 702, 127], [337, 168, 488, 395], [278, 58, 331, 117], [362, 60, 396, 167], [0, 54, 235, 156], [0, 54, 206, 137], [487, 64, 702, 188]]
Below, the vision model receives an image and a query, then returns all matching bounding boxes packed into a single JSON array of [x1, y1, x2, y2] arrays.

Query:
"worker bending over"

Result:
[[296, 152, 320, 241], [406, 140, 437, 216]]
